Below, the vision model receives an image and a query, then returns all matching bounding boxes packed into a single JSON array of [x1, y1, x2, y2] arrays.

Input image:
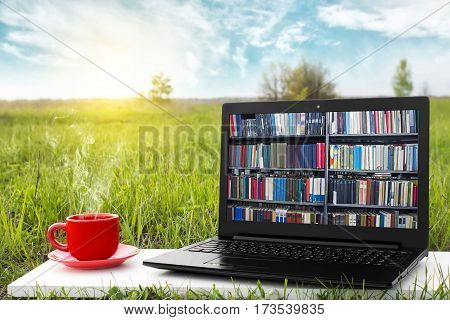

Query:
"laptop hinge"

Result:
[[233, 235, 400, 250]]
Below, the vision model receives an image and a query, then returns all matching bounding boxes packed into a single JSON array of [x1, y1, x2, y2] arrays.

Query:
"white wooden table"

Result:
[[7, 250, 449, 299]]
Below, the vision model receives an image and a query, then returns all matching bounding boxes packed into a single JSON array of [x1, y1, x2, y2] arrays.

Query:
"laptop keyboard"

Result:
[[187, 240, 408, 267]]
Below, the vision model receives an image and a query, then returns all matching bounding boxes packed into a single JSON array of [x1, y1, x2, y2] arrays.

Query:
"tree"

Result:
[[393, 59, 413, 97], [260, 62, 289, 100], [285, 60, 336, 100], [260, 59, 336, 100], [148, 73, 173, 102]]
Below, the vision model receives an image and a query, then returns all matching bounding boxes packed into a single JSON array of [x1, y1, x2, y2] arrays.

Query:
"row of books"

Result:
[[228, 143, 326, 169], [227, 206, 417, 229], [227, 205, 322, 223], [329, 144, 418, 171], [328, 178, 418, 207], [227, 175, 326, 203], [329, 210, 417, 228], [229, 112, 325, 137], [329, 110, 418, 135]]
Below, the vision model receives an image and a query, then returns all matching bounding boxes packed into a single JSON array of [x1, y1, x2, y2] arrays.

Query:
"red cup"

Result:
[[47, 213, 119, 261]]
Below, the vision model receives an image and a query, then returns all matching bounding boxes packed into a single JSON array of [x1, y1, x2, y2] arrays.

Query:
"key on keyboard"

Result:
[[187, 240, 408, 266]]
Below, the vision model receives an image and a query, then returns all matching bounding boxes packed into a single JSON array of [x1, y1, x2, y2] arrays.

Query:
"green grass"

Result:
[[11, 272, 450, 300], [0, 98, 448, 299]]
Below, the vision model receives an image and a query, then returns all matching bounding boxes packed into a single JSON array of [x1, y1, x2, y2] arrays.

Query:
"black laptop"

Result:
[[144, 97, 429, 288]]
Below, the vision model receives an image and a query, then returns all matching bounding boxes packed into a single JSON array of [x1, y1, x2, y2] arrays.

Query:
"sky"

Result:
[[0, 0, 449, 99]]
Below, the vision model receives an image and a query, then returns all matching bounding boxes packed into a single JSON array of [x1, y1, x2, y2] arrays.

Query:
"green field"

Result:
[[0, 98, 448, 299]]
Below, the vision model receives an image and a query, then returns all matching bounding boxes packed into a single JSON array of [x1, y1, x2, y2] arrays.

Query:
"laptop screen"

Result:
[[226, 110, 418, 230]]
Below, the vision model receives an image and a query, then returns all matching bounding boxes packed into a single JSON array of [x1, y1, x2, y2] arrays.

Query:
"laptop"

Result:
[[144, 97, 429, 288]]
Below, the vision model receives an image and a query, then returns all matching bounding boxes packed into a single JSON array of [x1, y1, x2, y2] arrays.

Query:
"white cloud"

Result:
[[189, 1, 298, 46], [275, 22, 309, 53], [0, 42, 38, 63], [232, 45, 248, 77], [245, 11, 285, 47], [207, 0, 299, 48], [329, 46, 450, 97], [316, 1, 450, 97], [0, 0, 231, 98], [4, 1, 447, 98], [318, 1, 450, 38], [0, 0, 309, 98]]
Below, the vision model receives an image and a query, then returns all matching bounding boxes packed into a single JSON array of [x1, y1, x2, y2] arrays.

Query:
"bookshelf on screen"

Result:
[[226, 110, 419, 229]]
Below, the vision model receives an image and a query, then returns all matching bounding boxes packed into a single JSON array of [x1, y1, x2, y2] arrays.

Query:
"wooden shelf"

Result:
[[327, 203, 418, 210], [229, 167, 324, 172], [229, 134, 325, 140], [227, 113, 420, 217], [328, 169, 418, 174], [228, 198, 324, 206], [329, 133, 418, 137]]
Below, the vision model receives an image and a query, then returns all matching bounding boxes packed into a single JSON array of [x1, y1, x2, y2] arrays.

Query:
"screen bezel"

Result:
[[218, 97, 429, 250]]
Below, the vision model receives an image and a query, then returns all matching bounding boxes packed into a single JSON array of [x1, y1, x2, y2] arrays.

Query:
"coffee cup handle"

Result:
[[47, 223, 68, 252]]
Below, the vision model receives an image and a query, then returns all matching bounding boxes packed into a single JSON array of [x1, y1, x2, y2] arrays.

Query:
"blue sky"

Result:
[[0, 0, 449, 99]]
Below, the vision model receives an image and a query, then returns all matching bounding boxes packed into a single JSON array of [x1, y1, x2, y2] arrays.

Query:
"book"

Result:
[[228, 205, 323, 224], [329, 144, 418, 171], [229, 143, 326, 169], [228, 175, 325, 203], [329, 110, 417, 135], [328, 178, 418, 207], [230, 112, 325, 137], [228, 109, 419, 230], [227, 205, 417, 229], [327, 209, 416, 229]]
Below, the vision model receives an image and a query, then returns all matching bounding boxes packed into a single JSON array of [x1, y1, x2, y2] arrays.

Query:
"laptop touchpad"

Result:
[[206, 256, 280, 269]]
